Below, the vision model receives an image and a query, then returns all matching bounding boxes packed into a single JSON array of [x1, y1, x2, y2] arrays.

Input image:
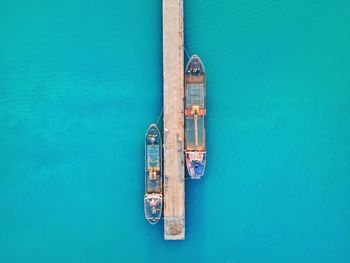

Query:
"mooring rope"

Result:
[[183, 45, 190, 60], [156, 108, 163, 127]]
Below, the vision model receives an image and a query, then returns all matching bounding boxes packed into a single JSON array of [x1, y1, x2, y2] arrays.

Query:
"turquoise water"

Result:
[[1, 0, 349, 262]]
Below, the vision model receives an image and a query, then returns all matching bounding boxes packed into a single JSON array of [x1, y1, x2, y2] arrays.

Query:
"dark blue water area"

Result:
[[1, 0, 350, 262]]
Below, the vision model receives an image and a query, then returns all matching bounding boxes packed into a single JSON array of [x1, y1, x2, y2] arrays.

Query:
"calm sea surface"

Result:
[[1, 0, 349, 262]]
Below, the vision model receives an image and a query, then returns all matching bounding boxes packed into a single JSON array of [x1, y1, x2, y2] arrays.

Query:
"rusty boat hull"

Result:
[[184, 55, 206, 179]]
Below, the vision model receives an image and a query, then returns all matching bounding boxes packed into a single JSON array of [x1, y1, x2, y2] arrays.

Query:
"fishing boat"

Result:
[[144, 124, 163, 224], [184, 55, 206, 179]]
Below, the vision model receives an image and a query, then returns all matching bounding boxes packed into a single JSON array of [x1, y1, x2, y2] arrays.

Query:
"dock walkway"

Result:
[[162, 0, 185, 240]]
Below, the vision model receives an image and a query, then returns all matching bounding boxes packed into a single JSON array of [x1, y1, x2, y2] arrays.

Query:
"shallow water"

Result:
[[0, 0, 350, 262]]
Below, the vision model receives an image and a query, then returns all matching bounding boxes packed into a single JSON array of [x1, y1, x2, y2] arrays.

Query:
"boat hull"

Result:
[[144, 124, 163, 224], [184, 55, 206, 179]]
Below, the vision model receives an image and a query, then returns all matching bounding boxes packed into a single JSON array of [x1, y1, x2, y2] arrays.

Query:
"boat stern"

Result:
[[144, 193, 163, 224], [185, 151, 206, 179]]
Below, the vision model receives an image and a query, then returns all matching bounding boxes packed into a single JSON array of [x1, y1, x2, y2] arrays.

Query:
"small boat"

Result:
[[184, 55, 206, 179], [144, 124, 163, 224]]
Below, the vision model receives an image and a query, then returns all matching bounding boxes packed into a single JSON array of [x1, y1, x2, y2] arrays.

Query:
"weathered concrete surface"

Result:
[[162, 0, 185, 240]]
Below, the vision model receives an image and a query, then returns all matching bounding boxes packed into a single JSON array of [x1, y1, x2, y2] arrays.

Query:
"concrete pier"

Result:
[[162, 0, 185, 240]]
